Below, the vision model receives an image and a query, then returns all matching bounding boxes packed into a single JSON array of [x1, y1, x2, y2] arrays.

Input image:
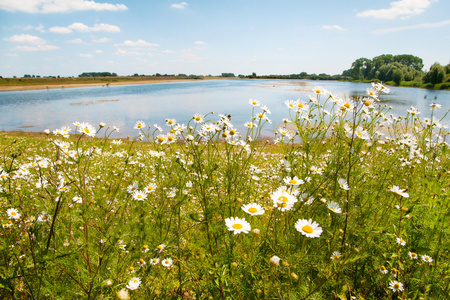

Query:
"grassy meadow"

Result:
[[1, 83, 449, 299]]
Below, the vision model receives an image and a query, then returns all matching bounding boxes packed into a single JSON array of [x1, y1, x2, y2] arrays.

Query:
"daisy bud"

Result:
[[256, 289, 263, 295], [282, 261, 290, 267], [290, 272, 299, 280], [44, 129, 50, 135], [269, 255, 280, 266], [106, 279, 113, 286], [252, 228, 260, 235], [116, 288, 131, 300], [99, 122, 106, 128], [232, 262, 238, 268]]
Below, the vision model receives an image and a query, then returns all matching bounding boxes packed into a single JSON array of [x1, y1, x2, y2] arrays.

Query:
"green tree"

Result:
[[424, 63, 445, 84], [392, 69, 403, 85]]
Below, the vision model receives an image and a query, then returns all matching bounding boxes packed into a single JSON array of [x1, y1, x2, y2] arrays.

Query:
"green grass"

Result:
[[1, 86, 449, 299]]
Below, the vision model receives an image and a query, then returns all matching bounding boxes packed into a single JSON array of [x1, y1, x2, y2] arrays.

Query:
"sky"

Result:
[[0, 0, 449, 77]]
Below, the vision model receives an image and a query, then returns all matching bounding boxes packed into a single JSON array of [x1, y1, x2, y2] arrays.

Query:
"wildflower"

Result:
[[284, 176, 304, 187], [162, 258, 173, 267], [165, 118, 176, 126], [388, 280, 404, 293], [380, 265, 388, 274], [134, 121, 146, 129], [331, 251, 341, 260], [391, 268, 398, 277], [144, 183, 157, 193], [126, 277, 141, 290], [396, 237, 406, 246], [193, 114, 204, 123], [409, 252, 418, 259], [63, 239, 70, 247], [338, 178, 349, 190], [72, 196, 82, 204], [429, 103, 441, 110], [106, 279, 113, 286], [249, 99, 261, 106], [78, 122, 96, 137], [37, 212, 49, 222], [422, 255, 433, 264], [116, 288, 131, 300], [225, 217, 251, 234], [269, 255, 280, 266], [241, 203, 265, 216], [112, 139, 122, 145], [327, 201, 342, 214], [150, 258, 159, 265], [295, 219, 323, 238], [155, 244, 166, 253], [389, 186, 409, 198], [132, 190, 148, 201], [6, 208, 21, 220], [312, 86, 325, 95], [271, 190, 297, 211], [166, 188, 177, 198]]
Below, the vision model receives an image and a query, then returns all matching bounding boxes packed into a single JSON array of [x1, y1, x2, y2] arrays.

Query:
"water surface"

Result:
[[0, 79, 449, 138]]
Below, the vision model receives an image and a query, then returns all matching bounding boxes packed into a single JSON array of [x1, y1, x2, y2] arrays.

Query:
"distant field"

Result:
[[0, 76, 215, 91]]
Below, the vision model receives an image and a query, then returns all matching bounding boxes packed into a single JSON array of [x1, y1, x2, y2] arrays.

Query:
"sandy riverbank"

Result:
[[0, 77, 224, 92]]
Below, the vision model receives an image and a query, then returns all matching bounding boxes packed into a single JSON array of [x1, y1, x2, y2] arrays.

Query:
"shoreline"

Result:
[[0, 77, 226, 92]]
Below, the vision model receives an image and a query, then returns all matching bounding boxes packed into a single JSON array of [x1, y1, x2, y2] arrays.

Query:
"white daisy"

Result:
[[422, 255, 433, 264], [396, 237, 406, 246], [388, 280, 404, 293], [126, 277, 141, 290], [241, 203, 265, 216], [389, 186, 409, 198], [6, 208, 21, 220], [225, 217, 251, 235], [295, 219, 322, 238], [162, 258, 173, 267], [327, 201, 342, 214]]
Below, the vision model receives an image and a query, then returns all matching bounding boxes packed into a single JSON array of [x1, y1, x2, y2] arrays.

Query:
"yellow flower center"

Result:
[[152, 259, 157, 263], [278, 196, 288, 203], [11, 212, 16, 216], [302, 225, 313, 234], [129, 267, 134, 271], [394, 283, 400, 289], [229, 129, 236, 135], [195, 116, 201, 121], [148, 187, 154, 190], [298, 103, 304, 108], [157, 245, 162, 250], [137, 195, 142, 199], [334, 254, 340, 259], [364, 101, 370, 106], [315, 90, 321, 94], [330, 207, 335, 211], [411, 252, 417, 257], [140, 259, 145, 264], [232, 224, 243, 229], [344, 103, 351, 109], [288, 180, 297, 184], [158, 137, 164, 143], [168, 136, 174, 141], [248, 207, 258, 213], [84, 128, 90, 133], [381, 266, 386, 271]]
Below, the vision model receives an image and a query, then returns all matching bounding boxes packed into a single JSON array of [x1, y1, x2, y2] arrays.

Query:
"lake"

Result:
[[0, 79, 449, 138]]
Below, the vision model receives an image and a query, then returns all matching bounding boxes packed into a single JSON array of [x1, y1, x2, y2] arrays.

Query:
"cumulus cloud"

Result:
[[115, 49, 146, 56], [171, 2, 188, 9], [92, 37, 112, 43], [322, 25, 345, 31], [49, 22, 120, 33], [194, 41, 206, 45], [0, 0, 128, 13], [4, 33, 59, 51], [24, 24, 45, 32], [4, 34, 46, 44], [373, 19, 450, 34], [79, 53, 93, 58], [16, 45, 60, 51], [357, 0, 433, 19], [67, 38, 84, 43], [119, 39, 159, 47]]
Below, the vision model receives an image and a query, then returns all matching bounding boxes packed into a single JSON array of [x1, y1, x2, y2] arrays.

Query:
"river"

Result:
[[0, 79, 449, 138]]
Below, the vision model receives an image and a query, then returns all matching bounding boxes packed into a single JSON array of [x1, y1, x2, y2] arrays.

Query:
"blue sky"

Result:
[[0, 0, 449, 77]]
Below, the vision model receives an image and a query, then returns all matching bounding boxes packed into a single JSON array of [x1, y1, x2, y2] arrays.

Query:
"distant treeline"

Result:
[[239, 72, 344, 81], [79, 72, 118, 77], [342, 54, 450, 87]]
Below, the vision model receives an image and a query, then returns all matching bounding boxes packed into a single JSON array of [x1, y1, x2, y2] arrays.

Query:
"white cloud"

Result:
[[120, 39, 159, 47], [15, 45, 60, 51], [94, 49, 103, 54], [171, 2, 188, 9], [49, 26, 73, 34], [194, 41, 206, 45], [67, 38, 84, 44], [357, 0, 433, 19], [4, 34, 46, 44], [115, 49, 145, 56], [0, 0, 128, 13], [93, 37, 112, 43], [373, 19, 450, 34], [322, 25, 345, 31], [24, 24, 45, 32], [79, 53, 93, 58], [49, 22, 120, 34]]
